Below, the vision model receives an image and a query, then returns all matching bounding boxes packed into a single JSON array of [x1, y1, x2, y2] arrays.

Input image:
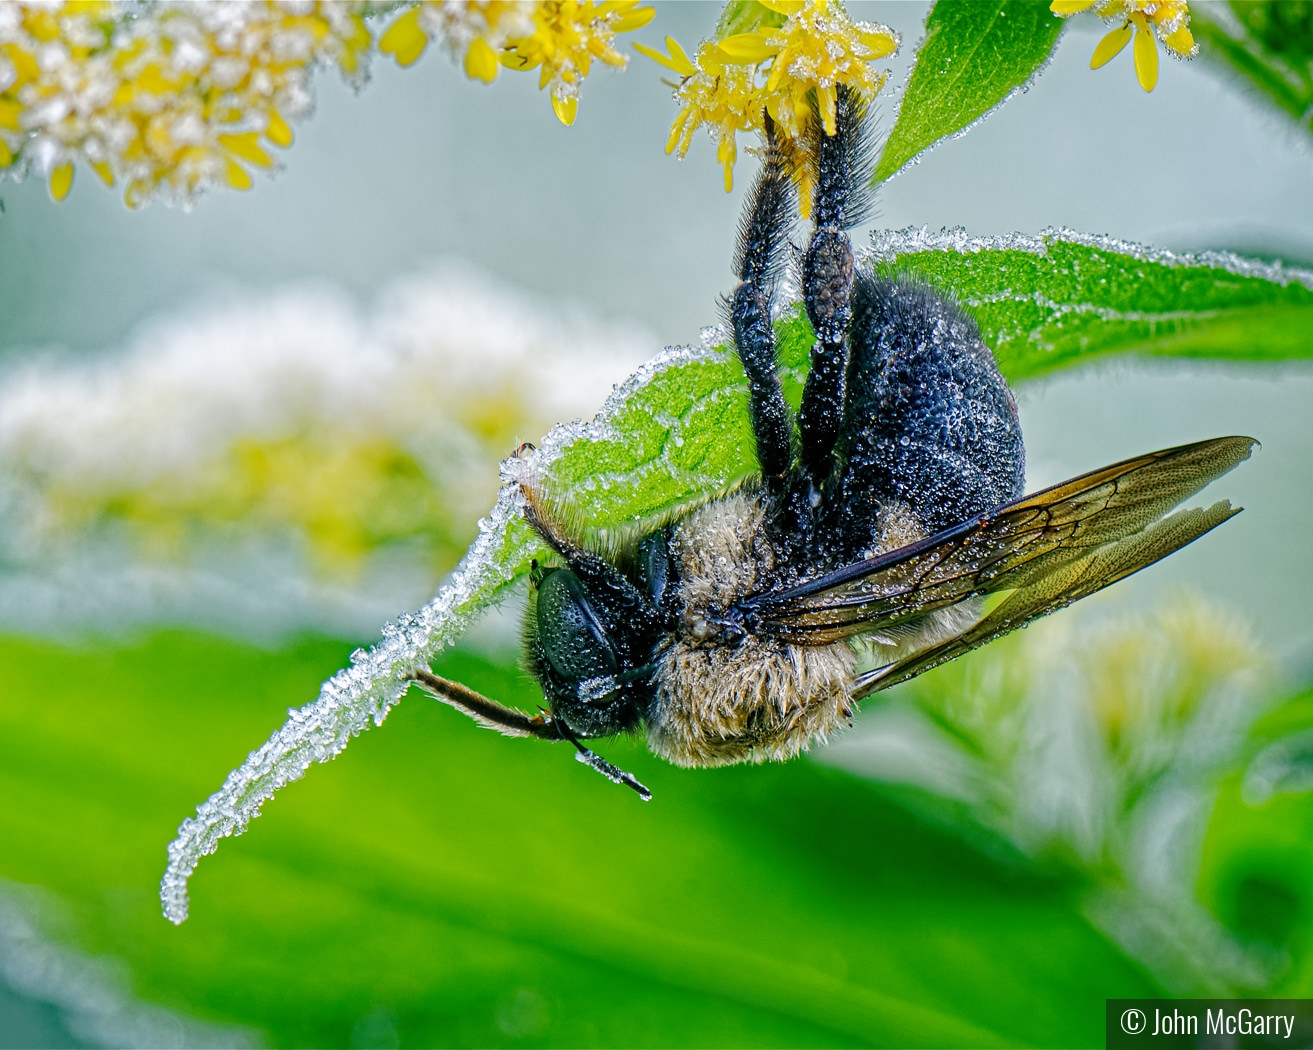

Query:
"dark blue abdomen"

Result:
[[826, 275, 1025, 562]]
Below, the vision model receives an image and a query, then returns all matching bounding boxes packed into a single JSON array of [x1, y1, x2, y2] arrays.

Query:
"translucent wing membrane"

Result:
[[852, 499, 1242, 698], [739, 436, 1256, 651]]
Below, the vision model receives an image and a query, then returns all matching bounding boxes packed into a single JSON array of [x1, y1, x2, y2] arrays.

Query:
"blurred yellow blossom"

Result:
[[1051, 0, 1197, 92], [0, 0, 371, 206], [379, 2, 534, 79], [380, 1, 655, 126], [637, 0, 897, 210]]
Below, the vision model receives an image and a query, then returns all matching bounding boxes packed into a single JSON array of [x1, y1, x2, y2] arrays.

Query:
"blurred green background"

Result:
[[1, 2, 1312, 1047]]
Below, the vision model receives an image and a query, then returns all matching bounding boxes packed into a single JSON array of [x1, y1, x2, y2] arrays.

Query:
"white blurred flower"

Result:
[[0, 263, 653, 638]]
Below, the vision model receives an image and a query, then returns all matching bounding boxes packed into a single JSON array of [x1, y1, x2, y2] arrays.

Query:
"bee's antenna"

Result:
[[555, 718, 652, 801], [408, 669, 559, 740], [411, 669, 652, 799]]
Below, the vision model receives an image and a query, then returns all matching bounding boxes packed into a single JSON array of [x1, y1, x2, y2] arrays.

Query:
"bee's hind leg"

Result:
[[730, 120, 797, 491], [797, 85, 874, 488]]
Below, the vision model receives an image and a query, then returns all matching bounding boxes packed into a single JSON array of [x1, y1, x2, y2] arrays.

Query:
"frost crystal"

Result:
[[160, 336, 719, 924], [867, 225, 1313, 290]]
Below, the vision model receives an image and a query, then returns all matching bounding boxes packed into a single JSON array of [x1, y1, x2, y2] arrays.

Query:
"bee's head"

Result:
[[525, 563, 654, 738]]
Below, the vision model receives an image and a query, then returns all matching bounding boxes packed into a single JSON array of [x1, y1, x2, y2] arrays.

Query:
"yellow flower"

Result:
[[0, 1, 373, 205], [643, 39, 763, 192], [1052, 0, 1196, 92], [637, 0, 897, 210], [378, 6, 429, 68], [501, 1, 655, 126], [381, 1, 654, 125], [2, 0, 657, 203], [379, 2, 535, 81], [720, 0, 896, 140]]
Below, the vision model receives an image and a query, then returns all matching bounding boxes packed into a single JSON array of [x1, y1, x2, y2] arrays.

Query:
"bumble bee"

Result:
[[412, 88, 1254, 800]]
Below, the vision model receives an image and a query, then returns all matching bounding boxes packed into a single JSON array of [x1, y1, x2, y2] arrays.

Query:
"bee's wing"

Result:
[[738, 435, 1256, 654], [851, 496, 1240, 699]]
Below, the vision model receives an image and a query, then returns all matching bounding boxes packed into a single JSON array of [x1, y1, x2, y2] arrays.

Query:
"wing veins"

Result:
[[851, 500, 1242, 698], [741, 436, 1254, 644]]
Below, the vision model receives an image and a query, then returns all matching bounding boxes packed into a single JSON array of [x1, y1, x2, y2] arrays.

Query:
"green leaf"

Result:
[[7, 631, 1159, 1046], [715, 0, 789, 38], [873, 0, 1065, 184], [1194, 3, 1313, 139], [1200, 683, 1313, 984], [871, 227, 1313, 381]]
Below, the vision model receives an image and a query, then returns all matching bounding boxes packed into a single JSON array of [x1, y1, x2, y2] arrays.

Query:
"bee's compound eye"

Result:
[[534, 568, 619, 681]]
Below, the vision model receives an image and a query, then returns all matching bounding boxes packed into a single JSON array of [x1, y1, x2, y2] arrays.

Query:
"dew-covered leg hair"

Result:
[[797, 85, 873, 486], [730, 123, 796, 490]]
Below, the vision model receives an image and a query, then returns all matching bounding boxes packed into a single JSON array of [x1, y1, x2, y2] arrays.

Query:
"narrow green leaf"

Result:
[[158, 336, 786, 921], [871, 227, 1313, 381], [873, 0, 1064, 184]]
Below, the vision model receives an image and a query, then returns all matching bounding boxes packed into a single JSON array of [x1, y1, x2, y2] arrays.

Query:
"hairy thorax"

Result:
[[647, 489, 856, 768], [645, 488, 984, 768]]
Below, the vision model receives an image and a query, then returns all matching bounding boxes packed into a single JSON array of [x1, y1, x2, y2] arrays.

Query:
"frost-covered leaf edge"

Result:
[[158, 339, 733, 924], [870, 225, 1313, 288], [870, 225, 1313, 377]]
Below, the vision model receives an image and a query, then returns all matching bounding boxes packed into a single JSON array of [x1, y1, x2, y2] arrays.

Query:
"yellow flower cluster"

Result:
[[637, 0, 897, 209], [379, 0, 654, 126], [0, 1, 371, 206], [1051, 0, 1197, 92]]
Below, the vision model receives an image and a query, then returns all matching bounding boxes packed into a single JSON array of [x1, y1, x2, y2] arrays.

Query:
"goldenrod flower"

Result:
[[720, 0, 896, 139], [638, 0, 897, 210], [1052, 0, 1197, 92], [380, 1, 654, 125], [1, 0, 657, 205], [504, 1, 655, 126], [0, 1, 372, 206], [379, 2, 535, 81], [644, 39, 763, 192]]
